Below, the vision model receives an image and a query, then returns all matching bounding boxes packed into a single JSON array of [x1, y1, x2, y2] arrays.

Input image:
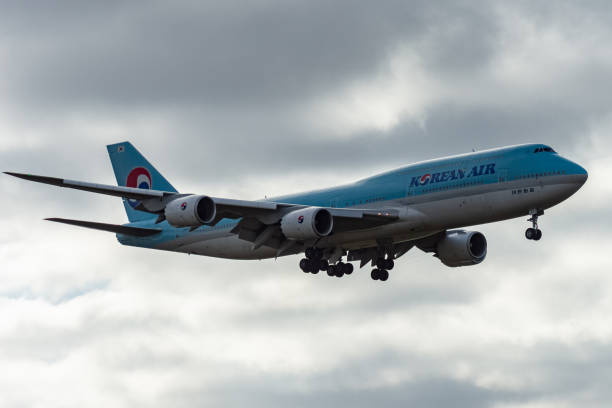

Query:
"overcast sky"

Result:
[[1, 1, 612, 407]]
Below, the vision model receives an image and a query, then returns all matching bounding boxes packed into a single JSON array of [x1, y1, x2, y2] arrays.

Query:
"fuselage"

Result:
[[117, 144, 587, 259]]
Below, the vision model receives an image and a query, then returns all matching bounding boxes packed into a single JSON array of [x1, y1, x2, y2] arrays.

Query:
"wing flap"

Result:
[[208, 198, 296, 225], [329, 208, 400, 232], [45, 217, 162, 237]]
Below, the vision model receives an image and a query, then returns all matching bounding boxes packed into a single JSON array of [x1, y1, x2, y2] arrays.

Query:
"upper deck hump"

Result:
[[357, 143, 541, 184], [271, 143, 545, 203]]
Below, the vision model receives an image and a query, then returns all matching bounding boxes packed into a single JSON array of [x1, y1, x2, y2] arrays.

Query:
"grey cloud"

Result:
[[146, 102, 592, 188], [1, 1, 612, 408], [158, 342, 612, 408], [180, 378, 513, 408], [3, 0, 611, 188], [0, 99, 596, 191], [1, 0, 433, 107]]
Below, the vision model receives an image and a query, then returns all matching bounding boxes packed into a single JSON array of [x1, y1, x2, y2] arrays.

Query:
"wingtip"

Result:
[[2, 172, 64, 185], [3, 171, 28, 179]]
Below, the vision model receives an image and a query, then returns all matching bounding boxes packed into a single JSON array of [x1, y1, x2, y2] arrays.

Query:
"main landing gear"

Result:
[[326, 262, 354, 278], [371, 257, 394, 281], [525, 209, 543, 241], [299, 247, 354, 278], [299, 246, 398, 281]]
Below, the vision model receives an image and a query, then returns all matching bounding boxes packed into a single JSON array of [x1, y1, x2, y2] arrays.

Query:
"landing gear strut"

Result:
[[525, 209, 543, 241]]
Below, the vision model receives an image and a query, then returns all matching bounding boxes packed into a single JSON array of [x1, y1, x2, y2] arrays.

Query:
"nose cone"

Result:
[[573, 162, 588, 186], [546, 156, 588, 206]]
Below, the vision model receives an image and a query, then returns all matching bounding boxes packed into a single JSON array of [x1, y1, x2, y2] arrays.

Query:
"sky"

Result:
[[1, 1, 612, 407]]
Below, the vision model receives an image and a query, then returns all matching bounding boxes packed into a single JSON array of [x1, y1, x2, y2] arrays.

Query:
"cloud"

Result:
[[1, 1, 612, 407]]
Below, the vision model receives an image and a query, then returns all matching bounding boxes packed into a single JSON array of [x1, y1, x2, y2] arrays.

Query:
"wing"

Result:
[[5, 171, 404, 249], [45, 218, 162, 237], [4, 171, 294, 217], [4, 172, 169, 201], [229, 207, 400, 252]]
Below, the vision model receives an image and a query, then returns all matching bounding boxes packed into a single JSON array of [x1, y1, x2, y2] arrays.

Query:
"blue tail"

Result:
[[107, 141, 177, 222]]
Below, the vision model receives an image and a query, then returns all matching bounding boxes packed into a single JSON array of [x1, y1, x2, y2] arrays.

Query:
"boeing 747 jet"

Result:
[[5, 142, 587, 281]]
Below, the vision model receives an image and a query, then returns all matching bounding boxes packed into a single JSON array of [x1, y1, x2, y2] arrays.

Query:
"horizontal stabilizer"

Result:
[[45, 218, 162, 237]]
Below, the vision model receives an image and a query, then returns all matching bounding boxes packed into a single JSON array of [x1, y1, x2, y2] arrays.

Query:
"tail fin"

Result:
[[107, 141, 177, 222]]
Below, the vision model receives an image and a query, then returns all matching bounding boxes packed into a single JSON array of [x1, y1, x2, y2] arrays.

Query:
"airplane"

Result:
[[4, 142, 587, 282]]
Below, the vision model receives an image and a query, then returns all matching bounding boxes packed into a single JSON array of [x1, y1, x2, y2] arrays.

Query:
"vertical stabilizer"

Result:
[[107, 142, 177, 222]]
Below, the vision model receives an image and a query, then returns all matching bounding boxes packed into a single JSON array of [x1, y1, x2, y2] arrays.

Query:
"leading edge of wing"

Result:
[[4, 171, 168, 201], [45, 217, 162, 237]]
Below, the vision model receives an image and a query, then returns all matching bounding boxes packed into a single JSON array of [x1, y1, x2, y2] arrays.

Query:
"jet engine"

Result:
[[280, 207, 333, 240], [436, 230, 487, 267], [164, 195, 216, 227]]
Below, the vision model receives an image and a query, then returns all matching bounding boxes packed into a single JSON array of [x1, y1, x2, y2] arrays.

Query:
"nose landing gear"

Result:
[[525, 209, 543, 241]]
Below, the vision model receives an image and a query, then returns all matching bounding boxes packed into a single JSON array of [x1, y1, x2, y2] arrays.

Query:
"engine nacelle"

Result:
[[280, 207, 333, 240], [164, 195, 216, 228], [436, 230, 487, 267]]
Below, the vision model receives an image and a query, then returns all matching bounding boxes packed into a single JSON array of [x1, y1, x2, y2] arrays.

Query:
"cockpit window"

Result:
[[534, 146, 557, 153]]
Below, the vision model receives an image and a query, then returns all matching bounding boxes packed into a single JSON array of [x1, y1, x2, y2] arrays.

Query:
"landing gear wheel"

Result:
[[371, 269, 389, 281], [342, 263, 354, 275], [299, 258, 309, 272], [331, 262, 343, 277], [319, 259, 329, 271], [526, 209, 544, 241], [534, 229, 542, 241], [327, 265, 336, 277], [376, 258, 394, 270]]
